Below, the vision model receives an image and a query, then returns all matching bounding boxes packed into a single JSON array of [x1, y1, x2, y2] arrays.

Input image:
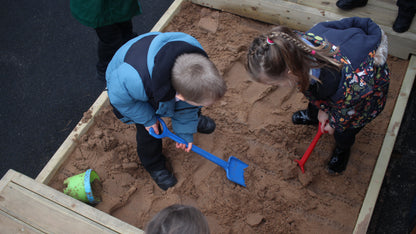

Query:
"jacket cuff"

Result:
[[178, 133, 193, 143], [143, 116, 157, 128]]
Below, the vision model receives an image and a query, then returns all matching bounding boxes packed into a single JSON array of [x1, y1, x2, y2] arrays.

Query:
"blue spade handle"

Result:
[[149, 118, 228, 169]]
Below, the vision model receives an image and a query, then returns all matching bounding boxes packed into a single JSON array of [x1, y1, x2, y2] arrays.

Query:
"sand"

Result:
[[48, 2, 408, 233]]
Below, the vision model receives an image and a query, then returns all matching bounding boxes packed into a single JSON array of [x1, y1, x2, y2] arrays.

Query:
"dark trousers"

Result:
[[397, 0, 416, 17], [94, 20, 137, 75], [135, 123, 167, 173], [307, 103, 363, 150]]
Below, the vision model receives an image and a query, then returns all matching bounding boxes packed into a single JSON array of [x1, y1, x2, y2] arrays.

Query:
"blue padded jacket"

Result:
[[106, 32, 208, 142]]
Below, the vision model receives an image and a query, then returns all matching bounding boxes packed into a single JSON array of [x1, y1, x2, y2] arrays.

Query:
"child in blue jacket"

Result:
[[106, 32, 226, 190], [246, 17, 390, 174]]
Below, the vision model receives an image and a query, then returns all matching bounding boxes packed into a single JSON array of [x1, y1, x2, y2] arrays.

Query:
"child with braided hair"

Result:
[[246, 17, 390, 174]]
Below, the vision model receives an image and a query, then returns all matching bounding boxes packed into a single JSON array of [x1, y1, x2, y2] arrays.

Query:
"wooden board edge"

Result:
[[151, 0, 186, 32], [192, 0, 340, 31], [0, 170, 20, 191], [11, 171, 144, 233], [0, 209, 43, 233], [353, 55, 416, 233], [35, 91, 109, 184]]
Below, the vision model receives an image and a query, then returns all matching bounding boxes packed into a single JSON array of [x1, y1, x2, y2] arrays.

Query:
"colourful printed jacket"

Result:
[[106, 32, 208, 143], [302, 17, 390, 131]]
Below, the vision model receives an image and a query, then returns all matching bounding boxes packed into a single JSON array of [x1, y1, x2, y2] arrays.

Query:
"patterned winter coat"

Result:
[[302, 17, 390, 132]]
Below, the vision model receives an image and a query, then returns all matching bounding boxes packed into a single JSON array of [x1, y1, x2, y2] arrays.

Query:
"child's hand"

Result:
[[176, 142, 193, 152], [317, 110, 335, 134], [323, 123, 335, 135], [318, 109, 329, 124], [146, 120, 160, 135]]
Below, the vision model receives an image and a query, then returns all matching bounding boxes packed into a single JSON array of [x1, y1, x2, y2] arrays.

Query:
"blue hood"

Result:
[[307, 17, 382, 69]]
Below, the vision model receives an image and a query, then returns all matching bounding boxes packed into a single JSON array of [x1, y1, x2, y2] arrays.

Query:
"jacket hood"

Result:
[[308, 17, 383, 68]]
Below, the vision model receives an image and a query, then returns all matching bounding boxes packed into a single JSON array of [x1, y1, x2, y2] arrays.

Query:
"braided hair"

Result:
[[246, 26, 342, 92]]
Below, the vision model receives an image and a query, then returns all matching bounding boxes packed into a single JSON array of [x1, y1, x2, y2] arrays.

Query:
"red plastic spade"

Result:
[[295, 122, 327, 173]]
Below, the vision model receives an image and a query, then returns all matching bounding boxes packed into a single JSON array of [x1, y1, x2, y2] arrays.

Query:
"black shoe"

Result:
[[327, 147, 351, 174], [150, 169, 177, 190], [336, 0, 367, 10], [197, 115, 216, 134], [393, 11, 415, 33], [292, 110, 319, 125]]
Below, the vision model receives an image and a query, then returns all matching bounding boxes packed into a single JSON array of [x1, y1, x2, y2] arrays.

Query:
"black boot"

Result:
[[197, 115, 216, 134], [393, 10, 415, 33], [336, 0, 368, 10], [292, 110, 319, 125], [327, 146, 351, 174], [150, 168, 177, 190]]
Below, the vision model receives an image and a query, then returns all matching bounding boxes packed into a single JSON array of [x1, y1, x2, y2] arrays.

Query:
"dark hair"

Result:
[[246, 25, 342, 92], [146, 204, 210, 234]]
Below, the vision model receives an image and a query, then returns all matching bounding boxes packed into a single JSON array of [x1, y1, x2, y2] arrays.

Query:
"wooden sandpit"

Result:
[[40, 2, 412, 233]]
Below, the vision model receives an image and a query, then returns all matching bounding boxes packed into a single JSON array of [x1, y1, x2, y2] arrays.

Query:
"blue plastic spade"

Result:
[[149, 117, 248, 187]]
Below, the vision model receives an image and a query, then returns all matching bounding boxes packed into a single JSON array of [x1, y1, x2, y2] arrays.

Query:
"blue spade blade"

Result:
[[150, 118, 248, 187]]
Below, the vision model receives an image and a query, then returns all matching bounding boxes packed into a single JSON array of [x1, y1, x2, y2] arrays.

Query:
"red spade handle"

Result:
[[295, 122, 326, 173]]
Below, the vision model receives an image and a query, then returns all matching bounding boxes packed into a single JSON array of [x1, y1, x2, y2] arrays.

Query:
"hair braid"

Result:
[[246, 25, 342, 92], [270, 31, 318, 56]]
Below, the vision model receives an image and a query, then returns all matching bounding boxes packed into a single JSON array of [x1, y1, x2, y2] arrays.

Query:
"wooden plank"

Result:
[[0, 182, 114, 233], [9, 170, 144, 234], [381, 27, 416, 60], [151, 0, 186, 32], [0, 169, 17, 191], [0, 209, 42, 234], [193, 0, 341, 32], [191, 0, 416, 59], [36, 91, 109, 184], [353, 55, 416, 233], [296, 0, 398, 12], [294, 0, 412, 32]]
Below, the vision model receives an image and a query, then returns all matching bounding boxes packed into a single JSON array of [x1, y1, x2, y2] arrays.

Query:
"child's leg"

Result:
[[95, 21, 131, 81], [135, 124, 166, 172], [393, 0, 416, 33], [328, 126, 363, 173], [116, 20, 137, 42], [333, 127, 363, 150], [197, 109, 216, 134], [135, 124, 177, 190], [292, 103, 319, 125]]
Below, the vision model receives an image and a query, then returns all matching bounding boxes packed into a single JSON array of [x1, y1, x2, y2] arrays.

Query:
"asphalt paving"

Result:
[[0, 0, 174, 179]]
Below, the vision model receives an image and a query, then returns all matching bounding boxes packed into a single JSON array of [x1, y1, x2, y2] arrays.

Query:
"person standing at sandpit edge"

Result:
[[246, 17, 390, 174], [70, 0, 141, 81], [145, 204, 210, 234], [106, 32, 226, 190], [335, 0, 415, 33]]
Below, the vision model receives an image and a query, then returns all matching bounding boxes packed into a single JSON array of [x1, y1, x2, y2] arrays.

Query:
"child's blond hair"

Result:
[[172, 53, 226, 103]]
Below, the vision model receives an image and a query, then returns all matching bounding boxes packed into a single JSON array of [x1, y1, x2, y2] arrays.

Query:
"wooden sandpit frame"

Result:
[[36, 0, 416, 233]]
